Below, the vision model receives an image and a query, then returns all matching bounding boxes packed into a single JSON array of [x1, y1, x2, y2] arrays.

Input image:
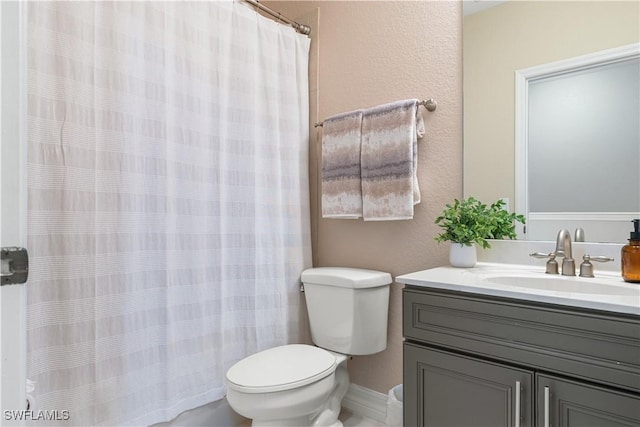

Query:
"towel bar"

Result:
[[314, 98, 437, 128]]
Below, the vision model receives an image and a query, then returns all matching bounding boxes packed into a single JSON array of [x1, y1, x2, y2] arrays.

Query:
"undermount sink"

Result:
[[396, 261, 639, 315], [481, 275, 640, 296]]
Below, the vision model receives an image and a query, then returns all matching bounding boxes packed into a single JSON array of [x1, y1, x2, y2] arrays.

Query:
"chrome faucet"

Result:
[[529, 228, 576, 275], [554, 229, 575, 276]]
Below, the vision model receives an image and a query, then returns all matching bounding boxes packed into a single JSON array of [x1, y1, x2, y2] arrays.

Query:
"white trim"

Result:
[[525, 212, 637, 242], [341, 383, 388, 424], [1, 1, 28, 422], [514, 43, 640, 240], [514, 65, 528, 240], [518, 43, 640, 81], [528, 212, 639, 221]]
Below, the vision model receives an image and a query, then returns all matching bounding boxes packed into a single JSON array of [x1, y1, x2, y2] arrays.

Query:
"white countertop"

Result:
[[396, 262, 640, 316]]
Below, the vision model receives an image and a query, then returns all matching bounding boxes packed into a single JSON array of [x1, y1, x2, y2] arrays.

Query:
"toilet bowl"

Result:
[[226, 267, 391, 427], [226, 344, 348, 427]]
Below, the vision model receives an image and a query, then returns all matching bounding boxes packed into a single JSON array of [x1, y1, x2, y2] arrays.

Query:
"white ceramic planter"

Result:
[[449, 243, 477, 268]]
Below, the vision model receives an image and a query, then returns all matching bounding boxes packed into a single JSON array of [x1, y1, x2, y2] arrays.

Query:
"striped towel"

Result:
[[361, 99, 425, 221], [321, 109, 365, 218]]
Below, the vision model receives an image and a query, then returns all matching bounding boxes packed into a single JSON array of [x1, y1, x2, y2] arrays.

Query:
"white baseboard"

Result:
[[342, 383, 389, 424]]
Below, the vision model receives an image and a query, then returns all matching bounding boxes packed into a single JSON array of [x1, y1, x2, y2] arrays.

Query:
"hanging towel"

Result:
[[361, 99, 425, 221], [321, 109, 365, 218]]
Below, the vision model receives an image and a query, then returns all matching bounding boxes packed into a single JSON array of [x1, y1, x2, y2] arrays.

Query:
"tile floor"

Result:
[[237, 408, 384, 427], [236, 409, 386, 427], [154, 399, 386, 427], [339, 408, 386, 427]]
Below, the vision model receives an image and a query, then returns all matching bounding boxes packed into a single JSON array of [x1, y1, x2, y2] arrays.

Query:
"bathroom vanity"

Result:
[[397, 264, 640, 427]]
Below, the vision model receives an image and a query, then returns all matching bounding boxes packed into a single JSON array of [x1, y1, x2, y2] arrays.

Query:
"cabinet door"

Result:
[[536, 374, 640, 427], [404, 343, 534, 427]]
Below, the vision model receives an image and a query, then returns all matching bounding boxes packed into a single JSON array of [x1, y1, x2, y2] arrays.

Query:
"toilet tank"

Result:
[[301, 267, 391, 355]]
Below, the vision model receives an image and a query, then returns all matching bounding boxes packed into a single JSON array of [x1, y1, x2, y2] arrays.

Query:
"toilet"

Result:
[[225, 267, 392, 427]]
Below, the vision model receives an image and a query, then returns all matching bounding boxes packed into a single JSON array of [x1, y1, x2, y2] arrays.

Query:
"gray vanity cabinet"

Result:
[[404, 343, 533, 426], [536, 374, 640, 427], [403, 287, 640, 427]]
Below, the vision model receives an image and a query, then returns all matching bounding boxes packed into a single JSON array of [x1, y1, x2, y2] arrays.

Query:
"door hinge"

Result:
[[1, 247, 29, 285]]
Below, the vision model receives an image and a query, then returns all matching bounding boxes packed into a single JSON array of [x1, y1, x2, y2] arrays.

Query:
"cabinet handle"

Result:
[[514, 380, 521, 427], [544, 386, 550, 427]]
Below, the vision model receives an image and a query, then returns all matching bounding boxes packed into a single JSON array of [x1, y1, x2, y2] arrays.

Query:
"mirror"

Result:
[[516, 50, 639, 243], [463, 1, 640, 243]]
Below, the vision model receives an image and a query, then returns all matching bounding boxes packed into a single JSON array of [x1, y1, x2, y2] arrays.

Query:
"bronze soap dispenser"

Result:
[[622, 219, 640, 283]]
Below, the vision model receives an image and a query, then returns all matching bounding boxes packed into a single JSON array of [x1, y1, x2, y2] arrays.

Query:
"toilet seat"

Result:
[[226, 344, 337, 394]]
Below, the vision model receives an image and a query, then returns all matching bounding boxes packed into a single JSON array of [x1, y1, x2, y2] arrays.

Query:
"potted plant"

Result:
[[434, 197, 525, 267]]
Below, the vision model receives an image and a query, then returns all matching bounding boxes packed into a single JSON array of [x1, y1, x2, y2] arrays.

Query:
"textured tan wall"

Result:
[[463, 0, 640, 206], [265, 1, 463, 394]]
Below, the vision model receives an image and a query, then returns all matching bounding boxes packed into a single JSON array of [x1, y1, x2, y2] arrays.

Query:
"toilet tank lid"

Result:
[[301, 267, 392, 288]]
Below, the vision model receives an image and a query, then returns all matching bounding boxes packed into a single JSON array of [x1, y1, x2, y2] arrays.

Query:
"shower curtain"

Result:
[[26, 2, 311, 425]]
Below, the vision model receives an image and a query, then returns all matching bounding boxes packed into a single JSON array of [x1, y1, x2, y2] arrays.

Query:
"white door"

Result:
[[1, 1, 27, 425]]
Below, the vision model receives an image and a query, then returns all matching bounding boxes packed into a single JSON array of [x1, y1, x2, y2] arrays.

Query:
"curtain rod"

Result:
[[244, 0, 311, 35], [314, 98, 438, 128]]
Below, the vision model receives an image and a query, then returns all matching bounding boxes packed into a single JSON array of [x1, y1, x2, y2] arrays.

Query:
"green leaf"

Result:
[[434, 197, 526, 249]]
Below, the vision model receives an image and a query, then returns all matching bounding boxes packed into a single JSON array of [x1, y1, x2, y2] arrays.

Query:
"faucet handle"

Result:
[[529, 252, 559, 274], [529, 252, 553, 259], [579, 255, 614, 278]]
